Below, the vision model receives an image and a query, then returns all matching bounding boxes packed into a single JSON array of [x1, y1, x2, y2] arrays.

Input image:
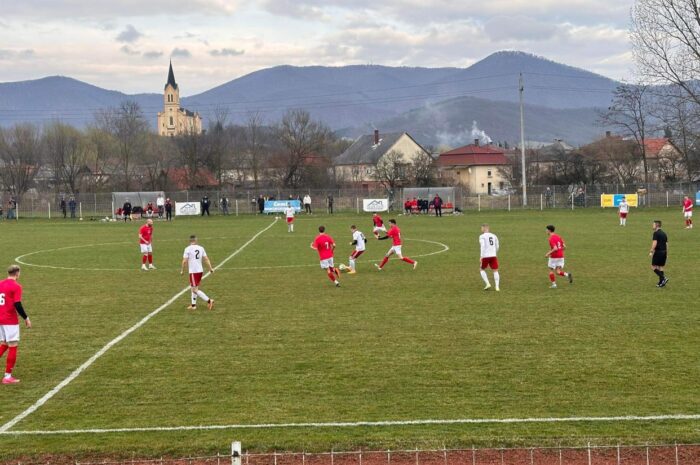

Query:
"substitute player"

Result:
[[347, 225, 366, 274], [619, 197, 629, 226], [545, 225, 573, 288], [311, 226, 340, 287], [0, 265, 31, 384], [479, 224, 500, 291], [682, 195, 693, 229], [181, 235, 215, 310], [139, 219, 155, 270], [650, 220, 669, 287], [375, 219, 417, 271], [372, 213, 387, 238], [284, 203, 295, 233]]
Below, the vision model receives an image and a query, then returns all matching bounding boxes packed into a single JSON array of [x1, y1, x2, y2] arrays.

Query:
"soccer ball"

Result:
[[338, 264, 348, 271]]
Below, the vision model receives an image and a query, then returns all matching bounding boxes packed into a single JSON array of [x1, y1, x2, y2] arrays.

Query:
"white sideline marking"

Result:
[[0, 219, 279, 433], [1, 414, 699, 436]]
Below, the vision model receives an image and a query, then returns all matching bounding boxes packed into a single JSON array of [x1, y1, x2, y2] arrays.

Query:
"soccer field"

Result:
[[0, 209, 698, 459]]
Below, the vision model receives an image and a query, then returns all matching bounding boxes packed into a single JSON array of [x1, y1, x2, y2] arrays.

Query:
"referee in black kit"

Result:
[[650, 220, 669, 288]]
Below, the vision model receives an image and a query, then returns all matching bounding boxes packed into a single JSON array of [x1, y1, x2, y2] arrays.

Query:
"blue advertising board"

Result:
[[696, 191, 700, 206], [264, 200, 302, 214]]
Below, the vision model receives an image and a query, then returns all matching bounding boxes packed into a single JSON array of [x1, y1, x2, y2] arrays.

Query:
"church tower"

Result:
[[157, 61, 202, 136]]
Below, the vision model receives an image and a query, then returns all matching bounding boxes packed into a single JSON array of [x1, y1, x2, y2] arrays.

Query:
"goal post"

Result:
[[111, 191, 165, 219]]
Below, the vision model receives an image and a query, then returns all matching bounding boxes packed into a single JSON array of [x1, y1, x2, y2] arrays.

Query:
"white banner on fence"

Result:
[[175, 202, 201, 216], [363, 198, 389, 212]]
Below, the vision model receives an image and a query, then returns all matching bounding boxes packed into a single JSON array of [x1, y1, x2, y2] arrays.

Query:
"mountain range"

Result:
[[0, 51, 619, 146]]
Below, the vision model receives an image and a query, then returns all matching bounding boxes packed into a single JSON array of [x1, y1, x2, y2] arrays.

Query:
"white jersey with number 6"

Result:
[[479, 233, 499, 258], [183, 245, 207, 273]]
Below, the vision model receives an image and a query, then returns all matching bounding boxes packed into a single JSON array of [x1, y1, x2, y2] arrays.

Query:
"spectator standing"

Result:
[[433, 194, 443, 217], [7, 198, 17, 220], [303, 194, 312, 214], [165, 198, 173, 221], [68, 196, 77, 219], [327, 194, 334, 214], [123, 199, 132, 222], [59, 197, 67, 219], [220, 196, 230, 215], [201, 195, 210, 216], [156, 194, 165, 219], [257, 195, 265, 214], [544, 187, 553, 208]]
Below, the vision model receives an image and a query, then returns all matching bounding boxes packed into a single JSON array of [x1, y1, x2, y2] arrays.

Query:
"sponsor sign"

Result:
[[175, 202, 201, 216], [363, 198, 389, 212], [264, 200, 302, 214], [600, 194, 638, 208]]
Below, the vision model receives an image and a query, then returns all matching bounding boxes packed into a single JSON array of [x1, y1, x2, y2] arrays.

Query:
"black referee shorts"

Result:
[[652, 251, 667, 267]]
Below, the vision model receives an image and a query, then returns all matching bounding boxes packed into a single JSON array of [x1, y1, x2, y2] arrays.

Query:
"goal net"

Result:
[[112, 191, 165, 218]]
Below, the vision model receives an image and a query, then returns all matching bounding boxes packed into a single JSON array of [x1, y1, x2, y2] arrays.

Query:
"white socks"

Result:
[[196, 290, 210, 302], [494, 272, 500, 288], [349, 258, 355, 270], [480, 270, 490, 286], [191, 293, 197, 305]]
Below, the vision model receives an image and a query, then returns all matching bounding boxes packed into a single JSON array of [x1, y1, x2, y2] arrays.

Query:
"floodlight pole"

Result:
[[519, 73, 528, 206]]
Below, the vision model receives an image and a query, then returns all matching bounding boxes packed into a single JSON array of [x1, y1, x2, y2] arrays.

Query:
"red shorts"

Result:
[[286, 217, 294, 224], [189, 272, 203, 287], [350, 250, 365, 259], [619, 212, 628, 218], [480, 257, 499, 270]]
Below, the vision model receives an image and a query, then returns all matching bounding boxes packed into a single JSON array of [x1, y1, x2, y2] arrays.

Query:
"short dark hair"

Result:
[[546, 225, 555, 232], [7, 265, 20, 276], [654, 220, 662, 227], [350, 225, 356, 229], [189, 235, 197, 241], [318, 225, 325, 233], [389, 219, 397, 225]]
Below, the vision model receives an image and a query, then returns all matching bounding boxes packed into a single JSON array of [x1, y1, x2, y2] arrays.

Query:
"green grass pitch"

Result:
[[0, 209, 698, 459]]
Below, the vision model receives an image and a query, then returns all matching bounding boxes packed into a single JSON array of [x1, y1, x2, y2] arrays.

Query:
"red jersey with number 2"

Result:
[[548, 234, 565, 259], [387, 225, 402, 246], [313, 234, 335, 260], [0, 278, 22, 325]]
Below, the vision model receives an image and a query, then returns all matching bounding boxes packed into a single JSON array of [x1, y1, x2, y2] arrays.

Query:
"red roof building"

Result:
[[438, 141, 511, 194]]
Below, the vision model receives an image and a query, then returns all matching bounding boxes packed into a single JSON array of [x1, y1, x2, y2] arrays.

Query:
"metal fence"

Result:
[[1, 183, 698, 219], [43, 443, 700, 465]]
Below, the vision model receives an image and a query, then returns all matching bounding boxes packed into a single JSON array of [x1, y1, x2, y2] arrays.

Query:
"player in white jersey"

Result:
[[347, 225, 366, 274], [618, 197, 629, 226], [180, 235, 215, 310], [478, 224, 500, 291], [284, 203, 295, 233]]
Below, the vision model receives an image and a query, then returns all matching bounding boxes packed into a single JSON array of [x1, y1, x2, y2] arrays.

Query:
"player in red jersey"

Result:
[[375, 219, 417, 270], [682, 195, 693, 229], [0, 265, 32, 384], [372, 213, 387, 238], [311, 225, 340, 287], [139, 219, 155, 271], [545, 225, 572, 288]]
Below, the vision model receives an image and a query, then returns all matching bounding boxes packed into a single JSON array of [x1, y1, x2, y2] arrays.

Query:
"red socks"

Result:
[[379, 257, 389, 268], [327, 270, 337, 282], [148, 254, 153, 264], [557, 270, 566, 277], [549, 272, 556, 283], [6, 346, 17, 375], [0, 344, 7, 358], [142, 255, 147, 264], [402, 257, 415, 265]]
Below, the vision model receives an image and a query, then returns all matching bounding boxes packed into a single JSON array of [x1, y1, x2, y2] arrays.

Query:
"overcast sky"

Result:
[[0, 0, 634, 95]]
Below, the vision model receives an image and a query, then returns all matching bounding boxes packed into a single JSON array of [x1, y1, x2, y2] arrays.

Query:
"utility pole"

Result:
[[519, 73, 527, 206]]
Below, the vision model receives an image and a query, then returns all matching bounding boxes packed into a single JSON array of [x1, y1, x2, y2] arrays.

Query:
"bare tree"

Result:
[[0, 124, 43, 197], [631, 0, 700, 106], [277, 109, 330, 189], [176, 128, 205, 189], [44, 122, 89, 194], [653, 86, 700, 179], [408, 151, 436, 186], [100, 101, 149, 190], [581, 137, 641, 186], [84, 125, 116, 191], [143, 134, 174, 191], [242, 113, 266, 190], [374, 150, 407, 192], [601, 84, 653, 185], [205, 107, 231, 187]]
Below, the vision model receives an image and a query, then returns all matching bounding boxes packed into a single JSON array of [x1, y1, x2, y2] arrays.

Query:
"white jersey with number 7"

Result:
[[183, 245, 207, 273]]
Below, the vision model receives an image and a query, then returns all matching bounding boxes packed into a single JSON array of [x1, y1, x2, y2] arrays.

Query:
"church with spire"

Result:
[[156, 61, 203, 136]]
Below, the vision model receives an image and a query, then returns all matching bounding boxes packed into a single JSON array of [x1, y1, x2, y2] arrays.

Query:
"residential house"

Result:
[[334, 130, 430, 189], [438, 140, 510, 194]]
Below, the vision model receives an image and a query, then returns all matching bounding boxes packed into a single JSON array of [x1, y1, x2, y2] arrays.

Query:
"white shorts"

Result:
[[387, 245, 402, 256], [373, 226, 387, 233], [548, 258, 565, 269], [684, 211, 693, 219], [140, 244, 152, 254], [0, 325, 20, 343], [320, 258, 335, 269]]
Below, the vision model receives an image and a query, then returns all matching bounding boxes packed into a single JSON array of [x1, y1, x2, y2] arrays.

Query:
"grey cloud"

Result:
[[116, 24, 143, 43], [3, 1, 240, 19], [0, 48, 36, 59], [171, 48, 192, 58], [484, 16, 561, 42], [210, 48, 245, 57], [120, 45, 140, 56], [143, 51, 164, 59]]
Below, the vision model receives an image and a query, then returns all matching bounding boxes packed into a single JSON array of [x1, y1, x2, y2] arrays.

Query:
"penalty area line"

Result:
[[0, 218, 279, 434], [1, 413, 699, 436]]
